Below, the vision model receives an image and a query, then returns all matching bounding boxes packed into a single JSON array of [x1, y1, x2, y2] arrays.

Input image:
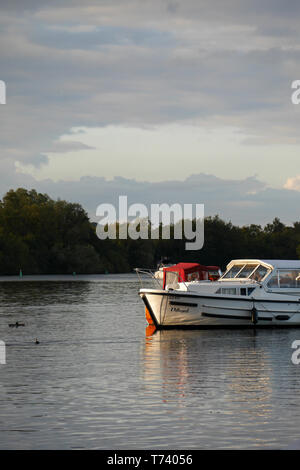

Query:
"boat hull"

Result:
[[140, 289, 300, 328]]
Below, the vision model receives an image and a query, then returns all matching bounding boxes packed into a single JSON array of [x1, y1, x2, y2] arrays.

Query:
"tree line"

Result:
[[0, 188, 299, 275]]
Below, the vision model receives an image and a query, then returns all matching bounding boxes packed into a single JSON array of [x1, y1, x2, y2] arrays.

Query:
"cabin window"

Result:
[[221, 288, 237, 295], [217, 286, 255, 296], [267, 270, 300, 289], [165, 271, 179, 289], [278, 270, 300, 288], [186, 272, 201, 281], [209, 271, 219, 276]]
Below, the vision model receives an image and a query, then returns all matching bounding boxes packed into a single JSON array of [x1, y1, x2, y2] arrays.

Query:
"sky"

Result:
[[0, 0, 300, 226]]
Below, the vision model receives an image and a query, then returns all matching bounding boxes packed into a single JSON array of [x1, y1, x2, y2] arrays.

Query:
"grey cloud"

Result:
[[3, 1, 300, 35], [44, 141, 95, 153], [1, 0, 300, 220], [166, 1, 179, 14], [25, 154, 49, 168], [2, 172, 297, 227], [1, 3, 299, 129], [0, 0, 75, 12], [15, 140, 95, 171], [30, 25, 176, 50]]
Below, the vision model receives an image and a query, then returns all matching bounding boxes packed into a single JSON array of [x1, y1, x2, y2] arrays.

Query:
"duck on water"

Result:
[[9, 321, 25, 328]]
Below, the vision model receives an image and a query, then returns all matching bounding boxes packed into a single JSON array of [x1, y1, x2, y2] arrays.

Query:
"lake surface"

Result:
[[0, 273, 300, 449]]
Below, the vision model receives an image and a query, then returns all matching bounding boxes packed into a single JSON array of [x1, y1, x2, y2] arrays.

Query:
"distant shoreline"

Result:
[[0, 273, 138, 282]]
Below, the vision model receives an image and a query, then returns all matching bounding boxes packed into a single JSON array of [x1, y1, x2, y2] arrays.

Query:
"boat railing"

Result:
[[134, 268, 194, 292], [134, 268, 163, 289]]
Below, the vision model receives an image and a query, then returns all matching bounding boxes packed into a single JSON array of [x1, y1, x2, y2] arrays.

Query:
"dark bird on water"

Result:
[[35, 338, 40, 344], [9, 321, 25, 328]]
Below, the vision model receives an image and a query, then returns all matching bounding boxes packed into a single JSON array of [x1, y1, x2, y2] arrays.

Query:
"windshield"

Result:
[[249, 265, 269, 281], [237, 264, 258, 278], [222, 265, 244, 279], [222, 263, 269, 281]]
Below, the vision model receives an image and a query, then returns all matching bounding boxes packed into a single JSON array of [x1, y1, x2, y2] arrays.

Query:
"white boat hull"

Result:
[[140, 289, 300, 327]]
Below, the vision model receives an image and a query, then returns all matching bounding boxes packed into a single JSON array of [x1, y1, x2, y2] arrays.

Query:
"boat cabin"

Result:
[[163, 262, 220, 289], [220, 259, 300, 293]]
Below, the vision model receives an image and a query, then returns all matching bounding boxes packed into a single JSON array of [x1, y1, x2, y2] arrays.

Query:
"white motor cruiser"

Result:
[[138, 259, 300, 328]]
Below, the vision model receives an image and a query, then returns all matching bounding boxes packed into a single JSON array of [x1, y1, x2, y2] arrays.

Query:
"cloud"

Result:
[[23, 154, 49, 168], [14, 140, 95, 173], [44, 140, 95, 153], [284, 175, 300, 191], [1, 0, 300, 226], [1, 172, 298, 227], [30, 25, 176, 50]]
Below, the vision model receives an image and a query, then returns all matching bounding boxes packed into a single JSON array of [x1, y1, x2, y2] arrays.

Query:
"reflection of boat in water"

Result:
[[142, 328, 273, 410], [138, 259, 300, 328], [143, 329, 190, 403]]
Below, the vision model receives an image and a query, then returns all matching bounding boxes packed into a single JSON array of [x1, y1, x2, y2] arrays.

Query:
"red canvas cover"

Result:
[[163, 262, 220, 288]]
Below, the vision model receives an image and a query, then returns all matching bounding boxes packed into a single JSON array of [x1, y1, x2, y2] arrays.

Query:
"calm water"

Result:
[[0, 273, 300, 449]]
